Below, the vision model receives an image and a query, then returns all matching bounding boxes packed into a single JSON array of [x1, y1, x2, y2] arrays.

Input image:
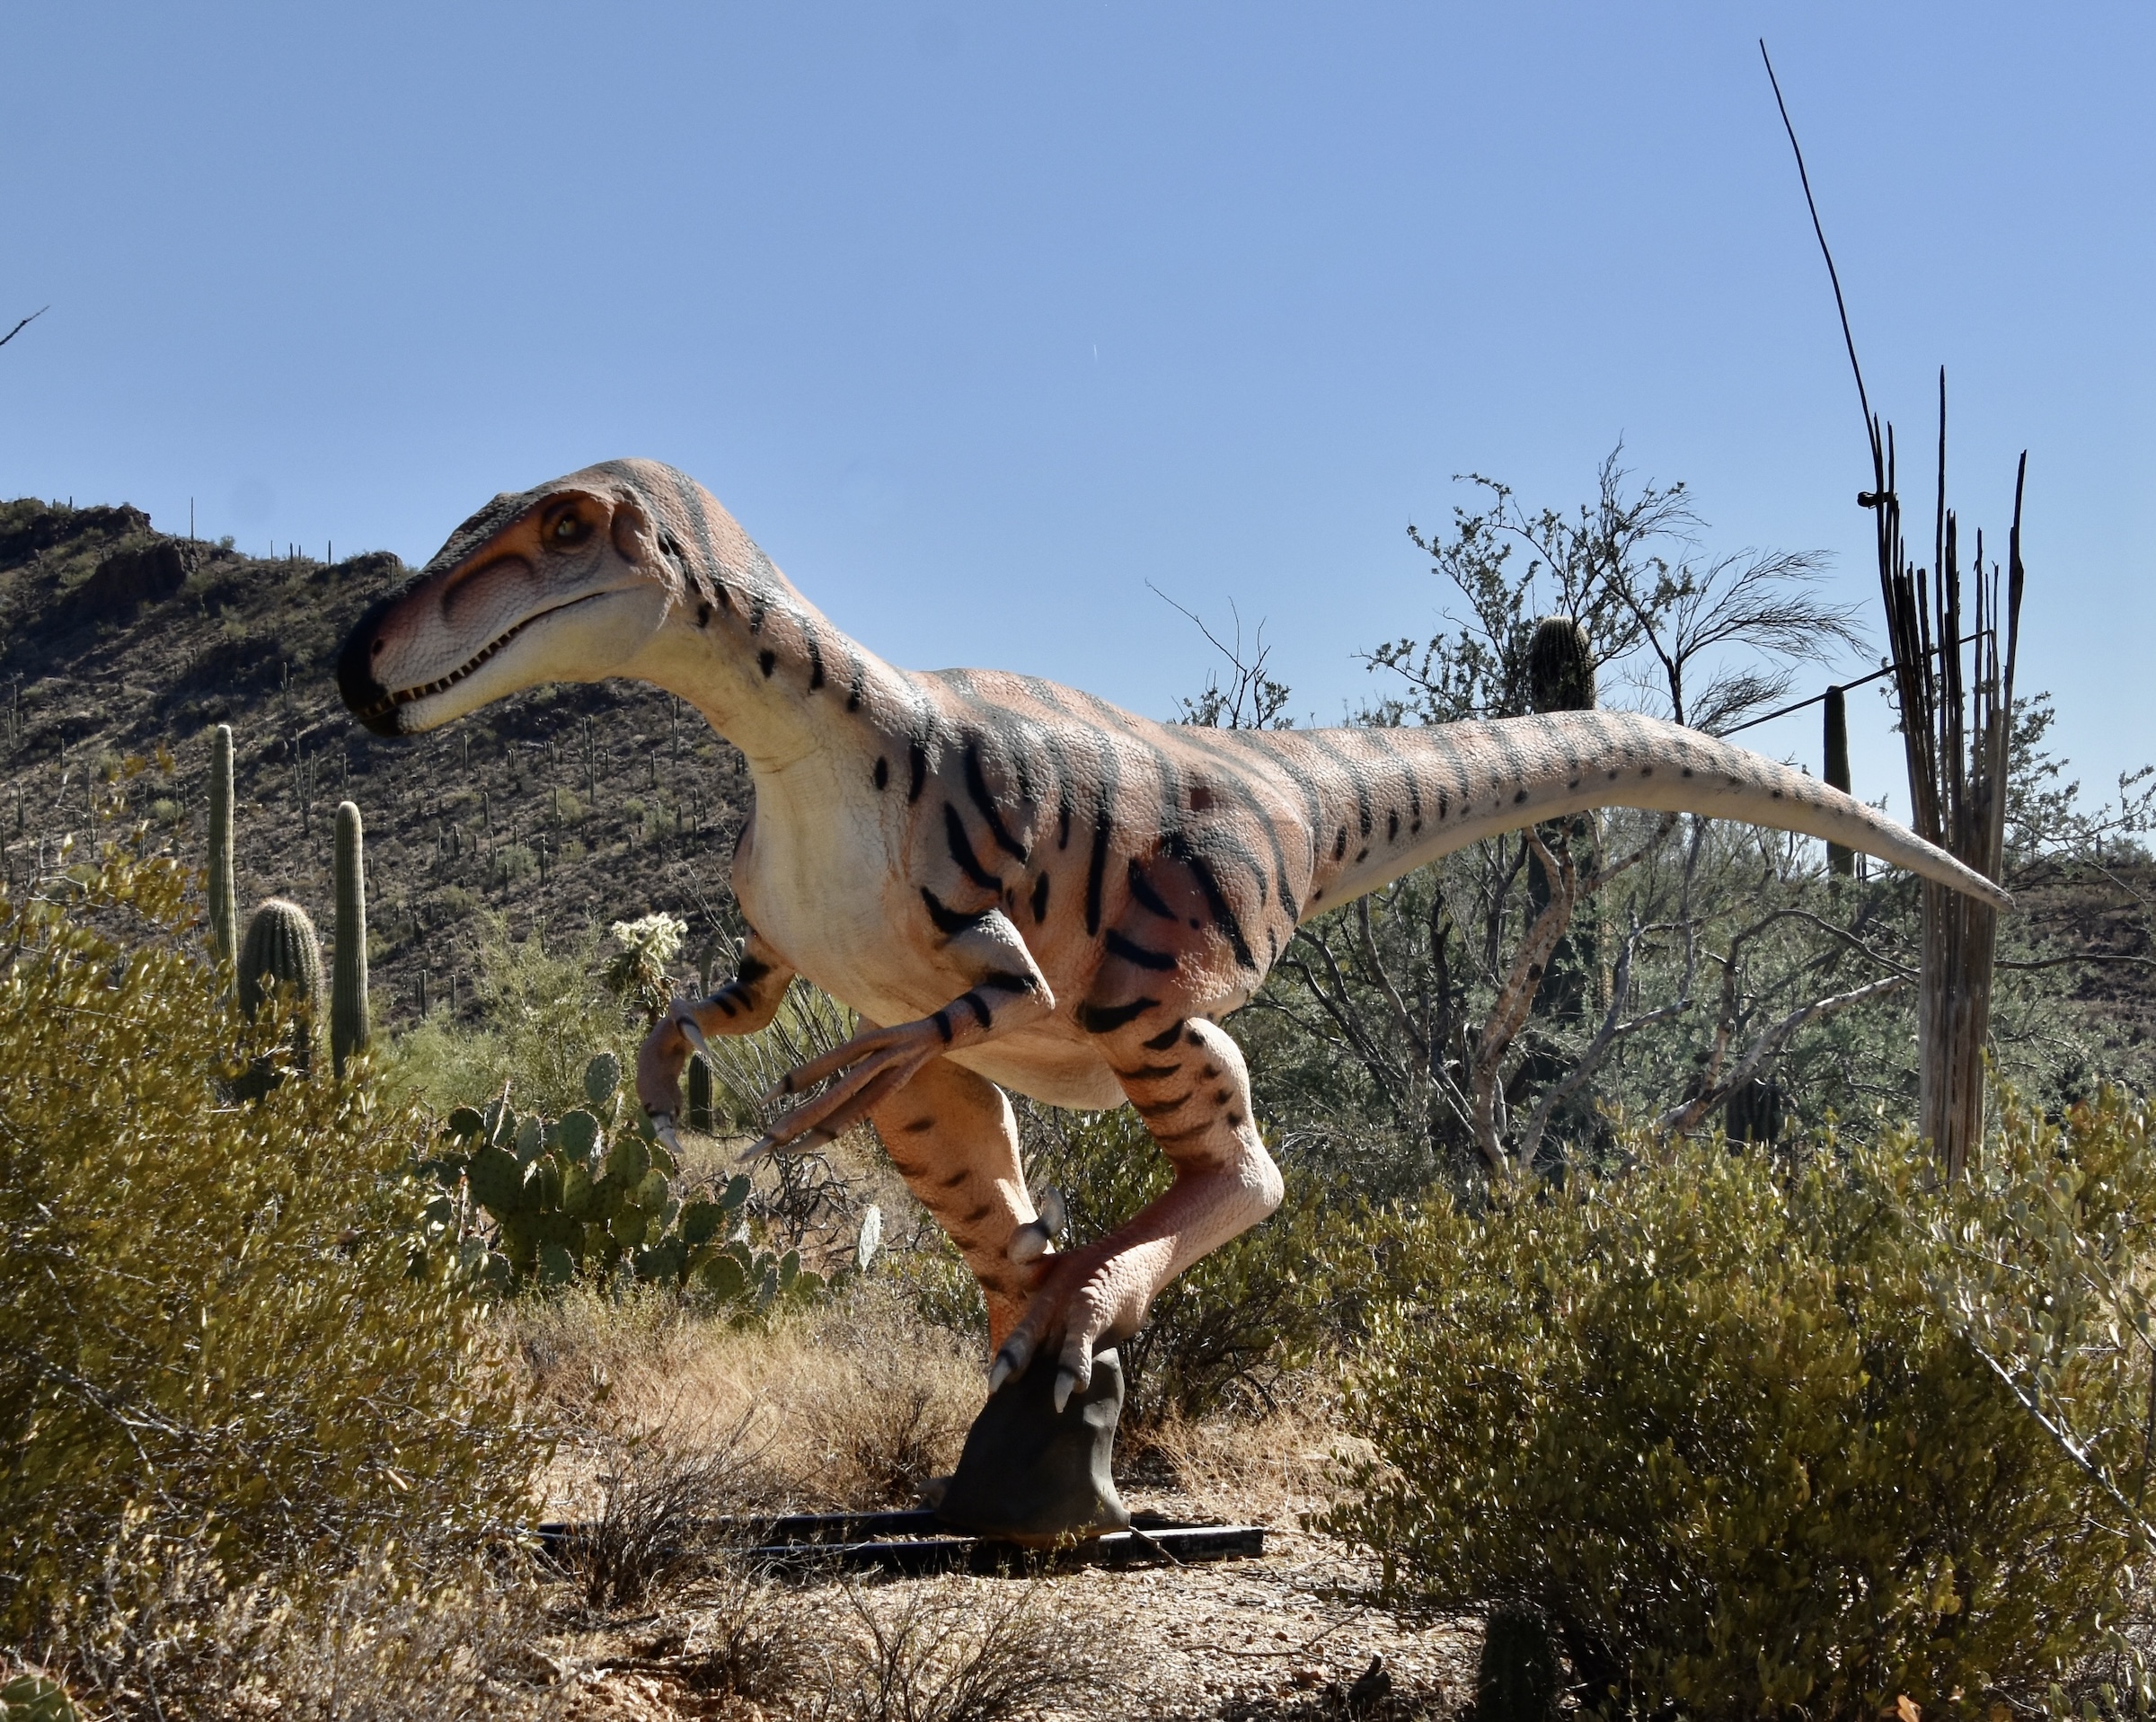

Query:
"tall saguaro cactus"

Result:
[[1823, 685, 1854, 879], [208, 724, 237, 967], [332, 800, 370, 1077]]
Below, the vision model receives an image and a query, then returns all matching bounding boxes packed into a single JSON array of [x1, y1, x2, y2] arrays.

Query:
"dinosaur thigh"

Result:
[[863, 1056, 1041, 1358]]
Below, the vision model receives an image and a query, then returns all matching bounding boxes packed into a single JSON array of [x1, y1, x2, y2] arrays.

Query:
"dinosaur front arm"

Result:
[[635, 928, 798, 1139], [749, 905, 1056, 1157]]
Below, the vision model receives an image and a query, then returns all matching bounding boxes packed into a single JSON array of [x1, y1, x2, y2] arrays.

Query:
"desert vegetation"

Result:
[[7, 449, 2156, 1721]]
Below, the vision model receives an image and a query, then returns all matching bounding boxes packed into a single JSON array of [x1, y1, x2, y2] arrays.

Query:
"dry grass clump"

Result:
[[800, 1579, 1118, 1722], [510, 1280, 985, 1519], [1140, 1387, 1364, 1526]]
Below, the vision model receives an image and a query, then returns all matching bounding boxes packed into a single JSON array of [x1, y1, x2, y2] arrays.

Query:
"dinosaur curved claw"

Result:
[[649, 1113, 684, 1156], [1008, 1220, 1052, 1266], [677, 1015, 714, 1064]]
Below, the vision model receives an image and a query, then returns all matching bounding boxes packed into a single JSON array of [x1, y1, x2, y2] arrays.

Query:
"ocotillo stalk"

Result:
[[208, 723, 237, 967], [1824, 684, 1854, 878], [332, 800, 370, 1077]]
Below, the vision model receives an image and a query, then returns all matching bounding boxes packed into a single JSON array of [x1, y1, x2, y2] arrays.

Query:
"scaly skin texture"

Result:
[[338, 459, 2010, 1408]]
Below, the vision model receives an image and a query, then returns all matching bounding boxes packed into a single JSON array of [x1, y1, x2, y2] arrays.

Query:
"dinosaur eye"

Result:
[[548, 508, 591, 546]]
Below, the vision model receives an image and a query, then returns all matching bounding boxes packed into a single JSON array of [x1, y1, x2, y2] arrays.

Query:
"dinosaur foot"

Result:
[[931, 1345, 1130, 1547]]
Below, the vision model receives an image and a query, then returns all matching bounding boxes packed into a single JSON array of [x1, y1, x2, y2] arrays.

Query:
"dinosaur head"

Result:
[[338, 460, 688, 737]]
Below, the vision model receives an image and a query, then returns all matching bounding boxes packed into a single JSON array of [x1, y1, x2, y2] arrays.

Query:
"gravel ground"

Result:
[[554, 1475, 1480, 1722]]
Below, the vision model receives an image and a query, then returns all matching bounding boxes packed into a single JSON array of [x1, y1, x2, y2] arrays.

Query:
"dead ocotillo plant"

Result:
[[1767, 48, 2021, 1179]]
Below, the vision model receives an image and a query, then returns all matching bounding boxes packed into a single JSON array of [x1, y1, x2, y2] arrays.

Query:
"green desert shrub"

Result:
[[0, 843, 537, 1655], [384, 911, 635, 1119], [1323, 1100, 2155, 1718]]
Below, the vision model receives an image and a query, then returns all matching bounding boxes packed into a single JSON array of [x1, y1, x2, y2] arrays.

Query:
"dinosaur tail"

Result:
[[1250, 710, 2010, 914]]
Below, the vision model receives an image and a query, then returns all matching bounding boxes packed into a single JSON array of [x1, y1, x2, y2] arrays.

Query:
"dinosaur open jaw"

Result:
[[350, 591, 614, 729]]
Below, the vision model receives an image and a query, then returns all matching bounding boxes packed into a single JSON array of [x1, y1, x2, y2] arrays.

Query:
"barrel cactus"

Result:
[[1824, 684, 1854, 878], [331, 800, 370, 1078], [208, 723, 237, 967], [1525, 616, 1596, 715]]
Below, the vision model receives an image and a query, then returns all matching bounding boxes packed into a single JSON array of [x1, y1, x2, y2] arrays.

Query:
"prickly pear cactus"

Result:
[[208, 723, 237, 968], [237, 896, 324, 1070], [426, 1049, 874, 1313], [331, 800, 369, 1078]]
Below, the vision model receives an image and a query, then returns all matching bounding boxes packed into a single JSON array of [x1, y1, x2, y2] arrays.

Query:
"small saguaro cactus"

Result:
[[238, 896, 324, 1071], [331, 800, 370, 1077], [687, 1053, 714, 1132], [1824, 684, 1855, 879], [1525, 615, 1597, 714], [208, 723, 237, 967]]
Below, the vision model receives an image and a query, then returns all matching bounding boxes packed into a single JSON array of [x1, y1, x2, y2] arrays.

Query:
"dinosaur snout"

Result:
[[337, 594, 404, 737]]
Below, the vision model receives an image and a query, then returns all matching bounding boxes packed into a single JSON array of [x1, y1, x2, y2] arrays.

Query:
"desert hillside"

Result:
[[0, 496, 757, 1024]]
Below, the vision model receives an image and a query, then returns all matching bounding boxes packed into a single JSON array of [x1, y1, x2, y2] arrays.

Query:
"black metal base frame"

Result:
[[535, 1508, 1266, 1578]]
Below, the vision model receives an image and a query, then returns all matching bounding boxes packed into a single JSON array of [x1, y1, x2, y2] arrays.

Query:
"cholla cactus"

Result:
[[605, 911, 686, 1026]]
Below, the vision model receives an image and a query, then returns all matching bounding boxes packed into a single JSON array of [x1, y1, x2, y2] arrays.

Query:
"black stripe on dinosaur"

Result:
[[964, 744, 1029, 861], [1142, 1020, 1186, 1051], [1164, 833, 1257, 971], [944, 805, 1003, 890], [1104, 929, 1178, 971], [874, 756, 889, 790], [1030, 873, 1051, 923], [1078, 996, 1159, 1035], [1127, 861, 1176, 919], [921, 887, 989, 935], [908, 741, 927, 803]]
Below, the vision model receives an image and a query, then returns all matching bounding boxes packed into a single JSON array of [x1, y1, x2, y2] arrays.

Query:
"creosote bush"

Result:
[[0, 842, 538, 1667], [1324, 1096, 2156, 1718]]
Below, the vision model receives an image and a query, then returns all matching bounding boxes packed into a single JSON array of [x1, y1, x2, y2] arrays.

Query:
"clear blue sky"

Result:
[[4, 4, 2149, 814]]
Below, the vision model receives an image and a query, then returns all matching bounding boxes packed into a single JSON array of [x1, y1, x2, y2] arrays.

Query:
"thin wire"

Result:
[[1719, 631, 1989, 739]]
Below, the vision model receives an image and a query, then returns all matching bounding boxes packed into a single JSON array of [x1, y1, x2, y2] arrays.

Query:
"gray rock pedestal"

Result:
[[930, 1347, 1131, 1545]]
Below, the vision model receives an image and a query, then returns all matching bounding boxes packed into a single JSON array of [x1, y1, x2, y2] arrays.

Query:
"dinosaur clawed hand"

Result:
[[745, 1019, 950, 1161], [989, 1238, 1156, 1414]]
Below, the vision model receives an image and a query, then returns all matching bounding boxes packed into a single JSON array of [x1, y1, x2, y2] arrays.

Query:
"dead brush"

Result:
[[808, 1578, 1118, 1722], [614, 1555, 815, 1708], [569, 1407, 788, 1612], [795, 1288, 982, 1509]]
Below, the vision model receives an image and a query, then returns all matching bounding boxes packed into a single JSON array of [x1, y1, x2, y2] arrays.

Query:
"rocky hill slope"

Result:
[[0, 497, 755, 1032]]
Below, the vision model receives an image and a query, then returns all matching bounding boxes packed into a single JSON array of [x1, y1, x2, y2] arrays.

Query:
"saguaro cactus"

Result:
[[1824, 684, 1854, 878], [238, 896, 323, 1070], [1526, 616, 1597, 715], [208, 723, 237, 967], [332, 800, 370, 1077]]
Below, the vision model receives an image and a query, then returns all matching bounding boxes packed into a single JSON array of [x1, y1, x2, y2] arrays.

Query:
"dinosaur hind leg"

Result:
[[992, 1017, 1284, 1409], [863, 1055, 1040, 1360]]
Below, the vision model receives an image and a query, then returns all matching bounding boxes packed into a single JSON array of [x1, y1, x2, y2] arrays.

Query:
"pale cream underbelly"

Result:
[[946, 1029, 1127, 1110]]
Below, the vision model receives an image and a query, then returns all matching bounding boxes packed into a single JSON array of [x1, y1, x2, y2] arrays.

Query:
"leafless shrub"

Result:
[[570, 1409, 787, 1612], [808, 1579, 1118, 1722], [615, 1556, 815, 1707]]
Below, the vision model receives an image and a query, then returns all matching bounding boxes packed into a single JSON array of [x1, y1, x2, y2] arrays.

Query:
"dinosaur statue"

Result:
[[339, 458, 2006, 1459]]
